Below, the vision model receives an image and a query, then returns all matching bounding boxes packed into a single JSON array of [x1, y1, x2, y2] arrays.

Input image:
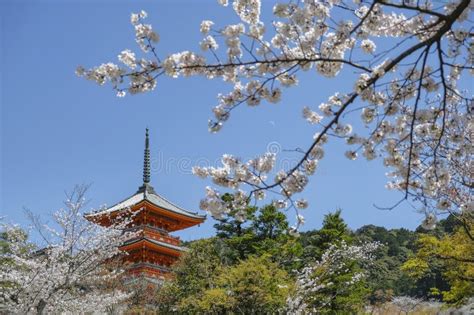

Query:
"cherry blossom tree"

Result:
[[0, 185, 131, 314], [391, 296, 424, 314], [287, 241, 379, 313], [78, 0, 473, 232]]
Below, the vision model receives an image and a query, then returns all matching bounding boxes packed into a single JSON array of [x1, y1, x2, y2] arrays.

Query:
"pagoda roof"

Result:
[[86, 188, 205, 221], [122, 236, 186, 252]]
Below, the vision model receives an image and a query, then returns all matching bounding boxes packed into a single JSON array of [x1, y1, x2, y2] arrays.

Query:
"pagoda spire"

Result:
[[143, 128, 151, 184], [138, 128, 155, 194]]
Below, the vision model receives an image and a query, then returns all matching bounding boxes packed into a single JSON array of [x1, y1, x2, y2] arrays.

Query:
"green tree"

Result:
[[250, 204, 303, 271], [354, 225, 420, 301], [300, 209, 352, 264], [212, 193, 258, 261], [154, 238, 229, 312], [213, 194, 257, 239], [252, 204, 289, 240], [181, 256, 293, 314], [213, 200, 302, 269], [402, 217, 474, 305]]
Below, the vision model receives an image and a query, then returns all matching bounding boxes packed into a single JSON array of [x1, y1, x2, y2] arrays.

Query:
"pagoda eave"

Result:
[[126, 263, 172, 281], [85, 200, 205, 231], [119, 237, 184, 257]]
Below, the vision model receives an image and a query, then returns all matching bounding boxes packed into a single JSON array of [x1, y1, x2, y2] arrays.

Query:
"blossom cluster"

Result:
[[193, 153, 276, 221], [79, 0, 473, 227], [287, 241, 380, 313]]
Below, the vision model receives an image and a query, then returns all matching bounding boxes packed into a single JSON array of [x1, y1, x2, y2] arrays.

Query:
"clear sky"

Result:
[[1, 0, 431, 241]]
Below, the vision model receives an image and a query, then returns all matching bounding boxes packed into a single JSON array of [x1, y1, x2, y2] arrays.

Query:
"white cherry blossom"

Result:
[[79, 0, 473, 230]]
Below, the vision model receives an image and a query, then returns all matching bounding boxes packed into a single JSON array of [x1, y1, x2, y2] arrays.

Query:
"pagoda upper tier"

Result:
[[85, 184, 205, 231]]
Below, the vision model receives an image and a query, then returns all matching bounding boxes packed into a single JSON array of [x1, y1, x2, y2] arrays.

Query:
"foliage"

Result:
[[158, 208, 373, 313], [354, 224, 421, 300], [300, 209, 352, 263], [157, 248, 292, 313], [182, 256, 293, 314], [402, 215, 474, 305], [153, 237, 230, 312], [214, 199, 302, 270], [158, 208, 472, 312]]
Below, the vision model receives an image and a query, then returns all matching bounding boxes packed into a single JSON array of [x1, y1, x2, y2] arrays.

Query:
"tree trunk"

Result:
[[36, 299, 47, 315]]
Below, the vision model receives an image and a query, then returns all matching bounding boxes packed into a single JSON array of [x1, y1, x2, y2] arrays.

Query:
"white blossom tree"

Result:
[[391, 296, 424, 314], [0, 185, 132, 314], [287, 241, 379, 313], [78, 0, 473, 233]]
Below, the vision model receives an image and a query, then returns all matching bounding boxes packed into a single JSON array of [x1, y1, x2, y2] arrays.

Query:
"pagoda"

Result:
[[86, 129, 205, 281]]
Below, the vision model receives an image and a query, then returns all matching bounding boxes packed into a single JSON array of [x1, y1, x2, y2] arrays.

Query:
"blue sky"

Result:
[[1, 0, 430, 241]]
